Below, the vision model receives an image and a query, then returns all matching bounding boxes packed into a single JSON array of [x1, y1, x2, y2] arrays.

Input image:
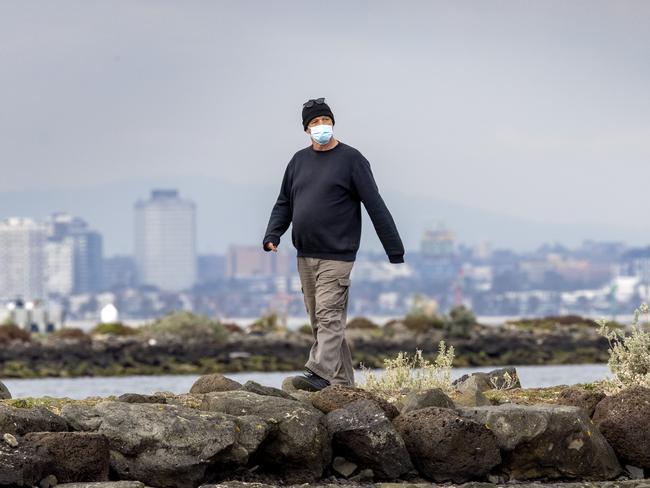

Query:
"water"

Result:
[[1, 363, 610, 399]]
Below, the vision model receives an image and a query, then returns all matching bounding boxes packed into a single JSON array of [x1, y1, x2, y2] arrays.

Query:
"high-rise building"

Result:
[[134, 189, 197, 291], [0, 218, 47, 299], [45, 238, 75, 295], [44, 213, 104, 294]]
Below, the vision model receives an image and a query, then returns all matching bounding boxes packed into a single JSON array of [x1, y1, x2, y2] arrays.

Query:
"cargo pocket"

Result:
[[334, 277, 351, 309]]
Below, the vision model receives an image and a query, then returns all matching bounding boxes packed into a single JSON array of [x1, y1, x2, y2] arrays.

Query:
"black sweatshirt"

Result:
[[262, 141, 405, 263]]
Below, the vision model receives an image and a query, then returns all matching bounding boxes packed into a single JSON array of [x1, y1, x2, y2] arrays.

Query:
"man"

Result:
[[262, 97, 404, 391]]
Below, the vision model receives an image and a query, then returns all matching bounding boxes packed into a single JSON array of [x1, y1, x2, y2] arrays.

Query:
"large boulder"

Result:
[[393, 406, 501, 482], [311, 385, 399, 419], [0, 380, 10, 399], [0, 404, 68, 435], [189, 373, 242, 394], [458, 404, 621, 480], [0, 431, 108, 486], [557, 386, 605, 417], [400, 388, 455, 413], [201, 390, 330, 482], [593, 386, 650, 468], [325, 399, 413, 479], [24, 432, 110, 482], [61, 400, 270, 488], [0, 435, 50, 486]]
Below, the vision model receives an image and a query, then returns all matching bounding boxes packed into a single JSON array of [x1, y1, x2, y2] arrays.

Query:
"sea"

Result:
[[2, 363, 610, 399]]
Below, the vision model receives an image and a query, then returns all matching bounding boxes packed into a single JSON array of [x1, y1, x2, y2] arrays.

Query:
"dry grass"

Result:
[[359, 341, 455, 403]]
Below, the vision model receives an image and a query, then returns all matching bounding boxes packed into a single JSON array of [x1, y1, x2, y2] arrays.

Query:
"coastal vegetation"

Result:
[[0, 308, 618, 378]]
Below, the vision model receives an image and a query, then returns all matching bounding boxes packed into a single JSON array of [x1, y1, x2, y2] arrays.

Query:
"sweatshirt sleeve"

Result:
[[262, 159, 294, 251], [351, 154, 405, 263]]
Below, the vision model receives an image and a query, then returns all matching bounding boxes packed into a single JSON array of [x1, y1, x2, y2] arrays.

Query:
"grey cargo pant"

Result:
[[297, 256, 355, 386]]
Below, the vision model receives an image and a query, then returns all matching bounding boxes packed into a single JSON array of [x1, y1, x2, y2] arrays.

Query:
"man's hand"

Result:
[[265, 242, 278, 252]]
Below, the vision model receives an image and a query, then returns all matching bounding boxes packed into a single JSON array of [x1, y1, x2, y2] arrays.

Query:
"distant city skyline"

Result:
[[0, 177, 645, 257]]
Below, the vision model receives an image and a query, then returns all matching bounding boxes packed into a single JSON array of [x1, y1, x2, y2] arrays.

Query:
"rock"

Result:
[[626, 465, 645, 479], [190, 373, 242, 394], [332, 456, 357, 478], [39, 474, 57, 488], [117, 392, 167, 404], [24, 432, 110, 483], [57, 483, 145, 488], [281, 376, 300, 393], [488, 473, 506, 484], [242, 380, 296, 400], [0, 431, 108, 486], [593, 386, 650, 468], [0, 404, 68, 435], [453, 374, 493, 394], [349, 468, 374, 482], [453, 367, 521, 391], [311, 384, 400, 419], [201, 390, 331, 482], [3, 432, 17, 447], [61, 400, 270, 488], [401, 388, 455, 413], [0, 380, 10, 399], [458, 404, 621, 480], [0, 438, 50, 486], [557, 386, 605, 417], [325, 399, 413, 479], [454, 388, 491, 407], [393, 406, 501, 482], [281, 377, 314, 404]]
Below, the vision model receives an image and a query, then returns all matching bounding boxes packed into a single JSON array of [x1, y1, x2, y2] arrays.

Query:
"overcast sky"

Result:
[[1, 1, 649, 253]]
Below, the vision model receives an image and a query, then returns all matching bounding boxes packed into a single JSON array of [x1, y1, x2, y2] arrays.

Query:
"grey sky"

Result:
[[1, 1, 649, 254]]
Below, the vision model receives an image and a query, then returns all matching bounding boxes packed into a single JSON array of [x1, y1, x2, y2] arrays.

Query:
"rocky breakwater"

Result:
[[0, 315, 612, 378], [0, 372, 648, 487]]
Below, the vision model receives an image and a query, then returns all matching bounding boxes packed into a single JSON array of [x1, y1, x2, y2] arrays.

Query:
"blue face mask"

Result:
[[310, 124, 333, 145]]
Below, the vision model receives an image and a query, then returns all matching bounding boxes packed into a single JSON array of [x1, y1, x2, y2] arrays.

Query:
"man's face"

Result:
[[305, 115, 333, 135]]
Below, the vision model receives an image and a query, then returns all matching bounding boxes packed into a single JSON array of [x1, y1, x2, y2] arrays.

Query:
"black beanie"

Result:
[[302, 99, 335, 130]]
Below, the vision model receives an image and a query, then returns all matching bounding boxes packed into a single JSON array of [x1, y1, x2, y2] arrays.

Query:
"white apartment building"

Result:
[[134, 189, 197, 291], [0, 218, 47, 299], [45, 237, 75, 295]]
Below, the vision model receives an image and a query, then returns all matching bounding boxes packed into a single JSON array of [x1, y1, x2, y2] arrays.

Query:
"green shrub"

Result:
[[444, 305, 477, 337], [598, 303, 650, 393], [509, 315, 604, 331], [359, 341, 455, 403], [142, 311, 227, 342], [52, 328, 90, 340], [298, 324, 313, 335], [347, 317, 380, 330], [403, 313, 445, 333], [91, 322, 139, 336], [0, 323, 31, 343]]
